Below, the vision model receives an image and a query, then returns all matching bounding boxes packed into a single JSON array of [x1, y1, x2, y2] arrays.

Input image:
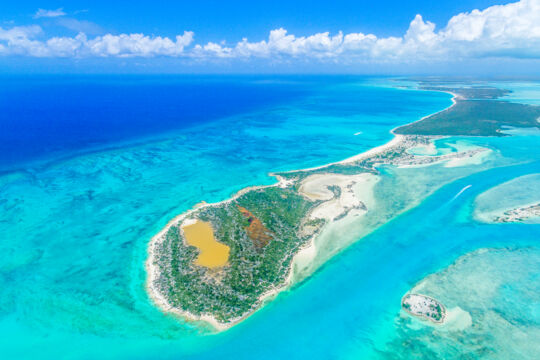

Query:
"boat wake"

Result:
[[451, 185, 472, 201]]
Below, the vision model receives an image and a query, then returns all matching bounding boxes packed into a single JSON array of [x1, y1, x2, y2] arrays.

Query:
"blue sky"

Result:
[[0, 0, 539, 74], [1, 1, 510, 40]]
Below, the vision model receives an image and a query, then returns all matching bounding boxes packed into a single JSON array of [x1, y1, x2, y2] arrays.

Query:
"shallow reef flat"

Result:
[[382, 248, 540, 359], [493, 203, 540, 223], [474, 173, 540, 223]]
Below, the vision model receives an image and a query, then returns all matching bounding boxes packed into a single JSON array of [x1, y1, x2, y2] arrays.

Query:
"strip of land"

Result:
[[146, 83, 540, 331]]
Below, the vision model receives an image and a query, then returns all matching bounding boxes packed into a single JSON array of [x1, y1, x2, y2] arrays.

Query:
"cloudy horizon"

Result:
[[1, 0, 539, 73]]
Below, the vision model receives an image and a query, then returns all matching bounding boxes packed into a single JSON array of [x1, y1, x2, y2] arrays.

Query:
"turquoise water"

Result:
[[381, 247, 540, 358], [1, 77, 538, 359], [492, 81, 540, 105], [474, 173, 540, 223]]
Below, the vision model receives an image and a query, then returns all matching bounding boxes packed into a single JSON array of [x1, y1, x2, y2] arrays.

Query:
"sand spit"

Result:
[[291, 172, 378, 282], [289, 134, 406, 174], [299, 173, 372, 221]]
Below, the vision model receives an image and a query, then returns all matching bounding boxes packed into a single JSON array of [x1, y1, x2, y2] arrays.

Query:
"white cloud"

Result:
[[85, 32, 194, 57], [0, 28, 194, 57], [194, 0, 540, 62], [34, 8, 66, 19], [193, 42, 233, 58], [0, 25, 49, 57], [46, 34, 85, 57], [2, 0, 540, 62], [438, 0, 540, 58]]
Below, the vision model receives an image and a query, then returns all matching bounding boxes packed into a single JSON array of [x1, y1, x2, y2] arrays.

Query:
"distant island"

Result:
[[146, 83, 540, 330], [395, 85, 540, 137]]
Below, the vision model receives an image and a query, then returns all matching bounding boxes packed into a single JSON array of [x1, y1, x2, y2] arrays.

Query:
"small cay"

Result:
[[401, 293, 446, 323]]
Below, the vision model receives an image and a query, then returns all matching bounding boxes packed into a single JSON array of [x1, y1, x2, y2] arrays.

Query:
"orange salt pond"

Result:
[[182, 220, 230, 268]]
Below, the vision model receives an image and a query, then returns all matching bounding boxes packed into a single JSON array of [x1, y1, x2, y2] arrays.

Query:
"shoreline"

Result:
[[145, 178, 288, 331], [145, 88, 459, 332]]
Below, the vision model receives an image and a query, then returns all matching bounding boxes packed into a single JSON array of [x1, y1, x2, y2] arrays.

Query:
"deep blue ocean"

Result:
[[0, 76, 538, 359], [0, 75, 318, 171]]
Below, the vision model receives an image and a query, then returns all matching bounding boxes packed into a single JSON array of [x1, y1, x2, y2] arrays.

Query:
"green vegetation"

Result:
[[395, 100, 540, 137], [431, 303, 443, 321], [153, 186, 321, 323], [396, 84, 540, 137], [152, 83, 534, 326]]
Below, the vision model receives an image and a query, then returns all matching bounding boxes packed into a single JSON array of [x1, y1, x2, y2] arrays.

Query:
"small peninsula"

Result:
[[146, 84, 540, 330]]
